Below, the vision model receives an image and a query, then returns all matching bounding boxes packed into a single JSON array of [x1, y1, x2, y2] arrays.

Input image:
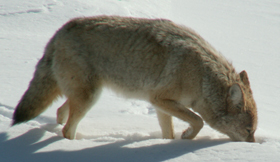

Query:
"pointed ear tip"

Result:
[[240, 70, 250, 85], [240, 70, 248, 75]]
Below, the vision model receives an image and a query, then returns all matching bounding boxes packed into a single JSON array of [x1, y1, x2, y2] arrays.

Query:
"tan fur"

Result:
[[13, 16, 258, 142]]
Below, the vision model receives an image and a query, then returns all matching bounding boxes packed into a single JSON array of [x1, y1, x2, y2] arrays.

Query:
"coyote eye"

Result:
[[246, 129, 251, 134], [246, 128, 252, 134]]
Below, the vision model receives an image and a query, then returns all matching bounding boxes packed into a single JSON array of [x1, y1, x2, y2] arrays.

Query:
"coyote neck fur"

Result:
[[195, 41, 239, 127]]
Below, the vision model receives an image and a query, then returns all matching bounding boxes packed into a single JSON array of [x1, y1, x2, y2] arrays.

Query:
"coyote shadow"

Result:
[[0, 127, 228, 162]]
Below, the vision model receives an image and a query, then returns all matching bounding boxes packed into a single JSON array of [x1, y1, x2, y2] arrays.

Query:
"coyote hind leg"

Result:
[[57, 70, 102, 140], [62, 86, 101, 140], [57, 100, 69, 124]]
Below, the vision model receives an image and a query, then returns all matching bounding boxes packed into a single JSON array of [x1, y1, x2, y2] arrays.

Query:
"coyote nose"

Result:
[[246, 134, 255, 142]]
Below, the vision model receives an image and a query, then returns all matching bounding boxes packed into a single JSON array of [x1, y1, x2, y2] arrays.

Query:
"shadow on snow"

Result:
[[0, 127, 228, 162]]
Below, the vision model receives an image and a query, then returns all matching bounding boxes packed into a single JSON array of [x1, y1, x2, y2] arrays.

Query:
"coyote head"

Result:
[[216, 71, 258, 142]]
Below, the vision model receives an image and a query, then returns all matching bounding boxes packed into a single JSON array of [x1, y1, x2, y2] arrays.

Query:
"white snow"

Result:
[[1, 0, 280, 161]]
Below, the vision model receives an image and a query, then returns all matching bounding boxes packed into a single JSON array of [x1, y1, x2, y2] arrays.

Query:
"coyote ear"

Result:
[[240, 70, 250, 86], [228, 83, 244, 106]]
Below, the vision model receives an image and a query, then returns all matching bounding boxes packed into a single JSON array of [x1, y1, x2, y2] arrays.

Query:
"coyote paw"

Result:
[[181, 127, 195, 139], [62, 126, 76, 140]]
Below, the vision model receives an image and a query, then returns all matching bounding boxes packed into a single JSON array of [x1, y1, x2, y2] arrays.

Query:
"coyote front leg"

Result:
[[156, 110, 175, 139], [151, 97, 203, 139]]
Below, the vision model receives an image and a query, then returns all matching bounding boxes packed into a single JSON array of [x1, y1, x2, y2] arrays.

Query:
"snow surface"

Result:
[[1, 0, 280, 161]]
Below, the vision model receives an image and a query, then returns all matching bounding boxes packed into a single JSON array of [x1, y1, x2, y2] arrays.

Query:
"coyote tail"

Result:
[[12, 37, 61, 125]]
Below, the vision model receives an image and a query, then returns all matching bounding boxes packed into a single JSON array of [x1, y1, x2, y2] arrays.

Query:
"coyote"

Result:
[[12, 16, 257, 142]]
